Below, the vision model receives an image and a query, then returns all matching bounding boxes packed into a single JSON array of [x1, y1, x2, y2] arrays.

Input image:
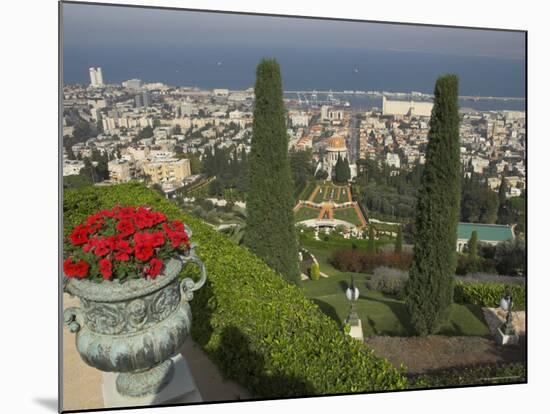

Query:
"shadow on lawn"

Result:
[[311, 298, 343, 327], [361, 294, 415, 336]]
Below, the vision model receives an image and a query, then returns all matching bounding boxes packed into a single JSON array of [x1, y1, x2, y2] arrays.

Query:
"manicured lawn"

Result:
[[313, 186, 327, 203], [294, 206, 321, 222], [312, 182, 350, 204], [301, 243, 350, 277], [300, 233, 391, 256], [300, 274, 490, 337], [298, 181, 317, 201], [333, 207, 363, 226]]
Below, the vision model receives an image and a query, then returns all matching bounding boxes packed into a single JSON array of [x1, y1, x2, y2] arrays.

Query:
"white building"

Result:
[[89, 67, 104, 87], [108, 159, 132, 183], [63, 160, 85, 176], [122, 79, 143, 90], [385, 153, 401, 169], [321, 136, 356, 180], [212, 89, 229, 97], [290, 112, 310, 127], [382, 96, 433, 117]]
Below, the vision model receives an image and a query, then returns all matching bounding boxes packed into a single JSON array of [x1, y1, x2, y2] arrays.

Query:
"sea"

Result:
[[63, 45, 526, 111]]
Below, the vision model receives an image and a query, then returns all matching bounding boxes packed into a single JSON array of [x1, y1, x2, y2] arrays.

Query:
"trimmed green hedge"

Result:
[[409, 363, 526, 388], [64, 182, 407, 397], [309, 263, 320, 281], [454, 281, 526, 311]]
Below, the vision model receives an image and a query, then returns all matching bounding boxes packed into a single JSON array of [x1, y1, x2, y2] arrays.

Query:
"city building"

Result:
[[142, 158, 191, 184], [88, 67, 104, 87], [382, 96, 433, 117], [385, 152, 401, 168], [290, 112, 310, 127], [321, 105, 344, 121], [319, 136, 356, 179], [63, 160, 85, 176], [142, 90, 151, 107], [122, 78, 143, 90], [108, 159, 132, 183], [212, 89, 229, 97]]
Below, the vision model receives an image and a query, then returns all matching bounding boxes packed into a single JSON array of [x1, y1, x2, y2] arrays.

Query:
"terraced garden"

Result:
[[294, 206, 321, 222], [300, 273, 491, 338], [312, 182, 351, 204], [333, 207, 364, 226]]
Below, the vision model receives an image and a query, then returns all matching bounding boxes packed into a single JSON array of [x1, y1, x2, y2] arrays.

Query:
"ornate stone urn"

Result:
[[63, 244, 206, 398]]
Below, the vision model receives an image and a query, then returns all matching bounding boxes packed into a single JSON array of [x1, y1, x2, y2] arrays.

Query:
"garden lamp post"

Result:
[[496, 287, 519, 345], [499, 288, 516, 336], [345, 275, 360, 323], [345, 275, 363, 341]]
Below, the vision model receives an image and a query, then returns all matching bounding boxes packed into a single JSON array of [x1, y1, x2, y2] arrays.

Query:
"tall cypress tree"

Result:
[[394, 226, 403, 253], [343, 157, 351, 182], [367, 225, 376, 253], [497, 173, 508, 224], [244, 59, 299, 283], [405, 74, 461, 336], [468, 230, 478, 258]]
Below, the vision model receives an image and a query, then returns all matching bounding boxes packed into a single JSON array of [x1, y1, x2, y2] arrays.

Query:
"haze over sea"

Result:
[[64, 45, 525, 111]]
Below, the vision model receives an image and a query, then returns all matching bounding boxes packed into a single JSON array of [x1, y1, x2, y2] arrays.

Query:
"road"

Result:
[[347, 114, 361, 164]]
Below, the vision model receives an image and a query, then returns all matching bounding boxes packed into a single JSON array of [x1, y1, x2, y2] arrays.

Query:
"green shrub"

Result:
[[409, 363, 526, 388], [309, 263, 320, 281], [454, 281, 526, 310], [64, 182, 407, 397]]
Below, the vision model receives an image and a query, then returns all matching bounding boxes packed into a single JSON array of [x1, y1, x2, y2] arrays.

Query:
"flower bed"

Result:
[[64, 182, 407, 397], [64, 205, 190, 281]]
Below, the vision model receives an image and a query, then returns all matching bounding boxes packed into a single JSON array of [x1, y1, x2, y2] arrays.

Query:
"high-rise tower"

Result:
[[89, 67, 98, 87], [89, 67, 104, 87], [96, 67, 104, 86]]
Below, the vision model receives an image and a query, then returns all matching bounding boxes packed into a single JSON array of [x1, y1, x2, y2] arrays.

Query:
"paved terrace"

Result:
[[62, 293, 250, 411]]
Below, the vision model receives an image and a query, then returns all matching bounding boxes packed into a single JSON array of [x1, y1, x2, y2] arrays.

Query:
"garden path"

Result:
[[62, 293, 250, 410], [364, 310, 526, 375]]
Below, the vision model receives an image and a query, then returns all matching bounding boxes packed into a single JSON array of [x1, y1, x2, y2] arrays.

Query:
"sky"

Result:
[[62, 2, 525, 60]]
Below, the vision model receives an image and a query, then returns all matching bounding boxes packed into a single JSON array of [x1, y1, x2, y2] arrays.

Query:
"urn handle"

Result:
[[64, 307, 84, 333], [178, 247, 207, 302]]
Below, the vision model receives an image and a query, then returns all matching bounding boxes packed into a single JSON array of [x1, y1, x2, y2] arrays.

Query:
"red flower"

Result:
[[116, 220, 135, 238], [63, 258, 90, 279], [93, 236, 115, 257], [134, 208, 155, 229], [66, 206, 192, 281], [98, 209, 115, 218], [114, 239, 133, 261], [145, 258, 163, 278], [116, 206, 136, 220], [154, 212, 167, 224], [150, 231, 165, 247], [85, 213, 105, 233], [171, 220, 185, 232], [133, 232, 149, 245], [134, 242, 154, 261], [82, 241, 94, 253], [114, 252, 130, 261], [73, 260, 90, 278], [98, 258, 113, 280], [88, 221, 104, 234], [70, 224, 89, 246], [162, 223, 189, 249]]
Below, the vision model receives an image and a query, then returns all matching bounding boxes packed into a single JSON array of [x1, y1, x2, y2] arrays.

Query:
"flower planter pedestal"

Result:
[[102, 353, 202, 408], [64, 247, 207, 408]]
